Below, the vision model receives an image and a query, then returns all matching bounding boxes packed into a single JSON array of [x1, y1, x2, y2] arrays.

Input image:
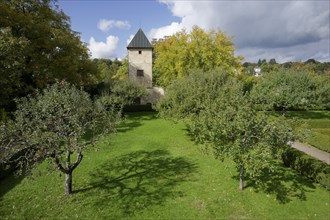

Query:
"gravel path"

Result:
[[291, 142, 330, 165]]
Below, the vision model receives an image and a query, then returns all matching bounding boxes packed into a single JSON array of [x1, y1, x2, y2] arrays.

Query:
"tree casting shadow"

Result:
[[75, 149, 197, 217], [235, 165, 316, 204]]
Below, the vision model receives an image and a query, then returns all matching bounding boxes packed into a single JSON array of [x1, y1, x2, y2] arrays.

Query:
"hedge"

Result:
[[281, 147, 330, 190]]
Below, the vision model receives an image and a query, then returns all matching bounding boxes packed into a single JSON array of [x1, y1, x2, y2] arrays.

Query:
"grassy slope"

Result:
[[285, 111, 330, 153], [0, 112, 329, 219]]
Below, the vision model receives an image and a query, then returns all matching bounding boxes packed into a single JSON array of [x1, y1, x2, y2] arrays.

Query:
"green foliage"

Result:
[[0, 27, 29, 111], [92, 58, 128, 83], [269, 58, 277, 65], [156, 69, 232, 119], [312, 62, 330, 75], [244, 60, 330, 77], [153, 26, 243, 87], [314, 75, 330, 109], [242, 63, 257, 75], [112, 58, 128, 80], [92, 58, 115, 83], [0, 81, 121, 194], [85, 57, 146, 110], [258, 59, 267, 66], [291, 61, 330, 76], [1, 112, 329, 219], [260, 62, 280, 74], [281, 147, 330, 190], [251, 68, 330, 111], [101, 80, 147, 108], [187, 92, 294, 187], [0, 0, 97, 111], [236, 73, 258, 93], [157, 71, 295, 189]]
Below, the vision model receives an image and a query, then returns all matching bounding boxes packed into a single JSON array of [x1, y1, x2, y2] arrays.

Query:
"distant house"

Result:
[[254, 67, 262, 77], [127, 29, 164, 104]]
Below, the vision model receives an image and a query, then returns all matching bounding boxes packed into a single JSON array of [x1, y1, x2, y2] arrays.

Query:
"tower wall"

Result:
[[128, 48, 153, 88]]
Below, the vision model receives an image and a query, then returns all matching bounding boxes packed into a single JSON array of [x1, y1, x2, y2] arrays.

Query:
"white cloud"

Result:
[[237, 38, 330, 63], [126, 34, 134, 46], [88, 35, 119, 59], [98, 19, 131, 32], [149, 22, 182, 39], [151, 1, 329, 62]]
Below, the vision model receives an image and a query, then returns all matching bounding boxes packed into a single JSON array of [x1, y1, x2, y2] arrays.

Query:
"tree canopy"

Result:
[[157, 70, 295, 190], [0, 81, 121, 194], [0, 0, 97, 112], [92, 58, 128, 84], [251, 68, 330, 112], [0, 28, 29, 113], [153, 26, 243, 87]]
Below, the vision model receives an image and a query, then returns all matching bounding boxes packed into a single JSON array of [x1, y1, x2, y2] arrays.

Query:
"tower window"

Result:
[[137, 69, 144, 77], [139, 50, 142, 54]]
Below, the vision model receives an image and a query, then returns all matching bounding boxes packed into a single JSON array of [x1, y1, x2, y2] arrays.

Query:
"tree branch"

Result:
[[70, 147, 83, 171], [54, 156, 69, 174]]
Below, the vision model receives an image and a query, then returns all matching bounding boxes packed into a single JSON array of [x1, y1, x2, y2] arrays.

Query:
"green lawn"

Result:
[[284, 111, 330, 152], [1, 112, 329, 219]]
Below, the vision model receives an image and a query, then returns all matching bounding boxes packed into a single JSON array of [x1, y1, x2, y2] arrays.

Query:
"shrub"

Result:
[[281, 147, 330, 190]]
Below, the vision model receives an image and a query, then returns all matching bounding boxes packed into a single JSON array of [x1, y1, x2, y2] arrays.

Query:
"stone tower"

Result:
[[127, 29, 153, 88]]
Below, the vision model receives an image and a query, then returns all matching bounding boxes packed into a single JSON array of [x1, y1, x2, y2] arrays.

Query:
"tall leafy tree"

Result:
[[0, 27, 29, 113], [92, 58, 128, 83], [112, 58, 129, 80], [0, 82, 121, 195], [157, 71, 294, 190], [92, 59, 114, 83], [269, 58, 277, 64], [153, 26, 243, 87], [0, 0, 97, 111]]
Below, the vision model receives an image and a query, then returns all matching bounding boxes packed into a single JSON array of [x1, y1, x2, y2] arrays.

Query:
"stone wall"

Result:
[[128, 48, 153, 88]]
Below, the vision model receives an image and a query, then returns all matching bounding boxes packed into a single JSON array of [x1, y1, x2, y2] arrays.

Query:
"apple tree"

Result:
[[0, 81, 121, 194]]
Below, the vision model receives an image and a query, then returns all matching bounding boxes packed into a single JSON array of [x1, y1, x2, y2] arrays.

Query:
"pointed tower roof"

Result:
[[127, 29, 153, 49]]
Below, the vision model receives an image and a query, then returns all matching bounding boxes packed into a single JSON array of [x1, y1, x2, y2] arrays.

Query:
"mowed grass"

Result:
[[284, 111, 330, 152], [1, 112, 329, 219]]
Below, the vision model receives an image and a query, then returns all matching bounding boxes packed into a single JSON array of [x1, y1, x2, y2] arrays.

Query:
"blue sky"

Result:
[[58, 0, 179, 59], [57, 0, 330, 63]]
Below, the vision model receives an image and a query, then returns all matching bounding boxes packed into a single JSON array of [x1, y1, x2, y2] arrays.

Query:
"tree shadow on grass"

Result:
[[235, 165, 316, 204], [74, 150, 197, 217], [116, 120, 143, 133], [281, 111, 330, 120], [0, 174, 24, 199], [123, 111, 157, 121], [290, 111, 330, 120], [116, 112, 158, 133]]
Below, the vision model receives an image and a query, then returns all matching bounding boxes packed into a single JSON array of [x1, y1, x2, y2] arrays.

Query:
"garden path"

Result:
[[291, 142, 330, 165]]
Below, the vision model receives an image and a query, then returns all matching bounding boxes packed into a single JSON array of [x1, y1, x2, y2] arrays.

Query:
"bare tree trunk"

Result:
[[54, 144, 83, 195], [65, 171, 73, 195], [65, 147, 72, 195], [239, 165, 244, 190], [63, 146, 83, 195]]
